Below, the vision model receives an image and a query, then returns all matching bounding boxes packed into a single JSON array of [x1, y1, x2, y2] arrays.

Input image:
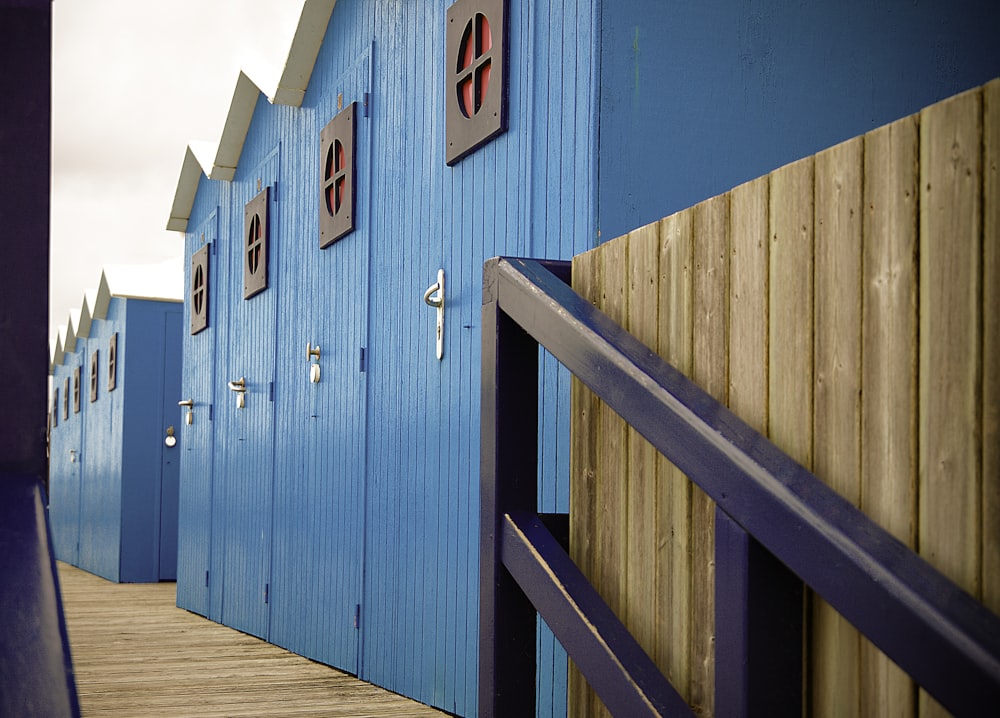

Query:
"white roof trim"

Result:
[[273, 0, 338, 106], [167, 145, 210, 232], [166, 0, 337, 233], [91, 272, 111, 321], [50, 332, 64, 375], [64, 316, 77, 357], [210, 71, 262, 182], [76, 295, 93, 340]]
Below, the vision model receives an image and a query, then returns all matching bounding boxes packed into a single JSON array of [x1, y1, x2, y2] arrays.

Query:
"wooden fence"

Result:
[[569, 79, 999, 717]]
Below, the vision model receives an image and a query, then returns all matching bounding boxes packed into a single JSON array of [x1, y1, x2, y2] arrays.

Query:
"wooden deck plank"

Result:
[[57, 563, 445, 717]]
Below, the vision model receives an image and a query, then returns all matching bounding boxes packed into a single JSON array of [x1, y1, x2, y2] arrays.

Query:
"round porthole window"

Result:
[[192, 264, 205, 315], [247, 213, 262, 276], [324, 140, 347, 216], [457, 13, 492, 118]]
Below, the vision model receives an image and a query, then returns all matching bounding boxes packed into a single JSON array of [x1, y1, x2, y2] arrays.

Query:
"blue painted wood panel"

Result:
[[213, 144, 280, 639], [118, 300, 183, 582], [78, 298, 124, 582], [176, 0, 597, 714], [268, 44, 372, 673], [178, 208, 221, 616], [48, 360, 82, 566]]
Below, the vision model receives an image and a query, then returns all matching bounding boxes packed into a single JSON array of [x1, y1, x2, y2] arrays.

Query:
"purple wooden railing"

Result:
[[480, 256, 1000, 717]]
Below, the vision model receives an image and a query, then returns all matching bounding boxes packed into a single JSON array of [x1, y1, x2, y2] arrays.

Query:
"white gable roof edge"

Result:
[[166, 0, 336, 233]]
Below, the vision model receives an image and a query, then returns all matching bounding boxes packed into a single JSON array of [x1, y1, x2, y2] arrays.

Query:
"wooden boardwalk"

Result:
[[57, 563, 447, 717]]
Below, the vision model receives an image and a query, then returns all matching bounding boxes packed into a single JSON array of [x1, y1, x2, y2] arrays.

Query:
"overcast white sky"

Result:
[[50, 0, 305, 349]]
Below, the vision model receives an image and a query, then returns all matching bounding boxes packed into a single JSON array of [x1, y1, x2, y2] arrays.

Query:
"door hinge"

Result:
[[205, 570, 210, 587], [363, 92, 370, 117], [359, 347, 366, 373], [211, 239, 217, 255], [269, 381, 275, 402], [208, 403, 214, 421], [272, 180, 278, 202], [354, 603, 361, 629], [265, 583, 269, 604]]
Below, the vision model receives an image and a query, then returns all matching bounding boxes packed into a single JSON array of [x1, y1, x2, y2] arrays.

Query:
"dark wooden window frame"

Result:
[[320, 102, 357, 248], [244, 187, 270, 299], [191, 245, 210, 333], [445, 0, 508, 165]]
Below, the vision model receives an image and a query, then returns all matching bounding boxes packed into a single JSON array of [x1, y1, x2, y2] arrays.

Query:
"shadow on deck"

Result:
[[57, 563, 446, 717]]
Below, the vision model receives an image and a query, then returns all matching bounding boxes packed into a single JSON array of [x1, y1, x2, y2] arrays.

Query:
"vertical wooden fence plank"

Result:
[[728, 177, 769, 435], [983, 79, 1000, 618], [690, 195, 729, 717], [654, 209, 694, 707], [595, 238, 629, 718], [768, 156, 814, 716], [918, 87, 983, 718], [768, 156, 815, 468], [860, 114, 919, 717], [624, 222, 661, 663], [812, 137, 863, 717], [569, 247, 602, 717]]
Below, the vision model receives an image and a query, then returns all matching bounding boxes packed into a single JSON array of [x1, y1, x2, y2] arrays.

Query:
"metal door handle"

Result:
[[178, 399, 194, 424], [423, 269, 445, 360], [228, 378, 246, 409]]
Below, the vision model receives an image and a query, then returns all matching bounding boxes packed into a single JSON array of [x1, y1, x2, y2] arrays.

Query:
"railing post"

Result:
[[480, 258, 540, 717], [715, 506, 803, 717]]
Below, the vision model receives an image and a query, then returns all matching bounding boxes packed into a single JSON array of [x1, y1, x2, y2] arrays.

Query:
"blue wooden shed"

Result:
[[166, 1, 999, 715], [48, 263, 184, 584]]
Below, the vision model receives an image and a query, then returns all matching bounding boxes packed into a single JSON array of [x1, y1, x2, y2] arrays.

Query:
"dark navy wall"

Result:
[[597, 0, 1000, 241], [120, 300, 183, 582]]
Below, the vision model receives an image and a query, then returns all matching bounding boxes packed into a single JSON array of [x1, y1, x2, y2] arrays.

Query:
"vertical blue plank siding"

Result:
[[176, 1, 596, 715], [48, 296, 182, 584], [49, 358, 82, 566], [177, 208, 221, 616]]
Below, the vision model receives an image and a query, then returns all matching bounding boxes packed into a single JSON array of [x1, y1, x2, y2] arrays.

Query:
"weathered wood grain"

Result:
[[569, 246, 603, 718], [983, 79, 1000, 618], [690, 195, 728, 717], [624, 222, 661, 661], [654, 210, 694, 706], [728, 176, 769, 435], [918, 86, 983, 718], [812, 136, 863, 717], [860, 113, 920, 717], [768, 155, 815, 469], [57, 563, 444, 717]]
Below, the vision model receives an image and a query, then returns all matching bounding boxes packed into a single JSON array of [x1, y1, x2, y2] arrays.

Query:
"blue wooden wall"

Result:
[[175, 1, 1000, 716], [179, 1, 596, 715], [596, 0, 1000, 241], [48, 298, 183, 584]]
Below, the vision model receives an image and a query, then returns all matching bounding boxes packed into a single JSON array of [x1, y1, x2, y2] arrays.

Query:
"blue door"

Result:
[[268, 45, 372, 674], [215, 148, 280, 640], [177, 212, 219, 615]]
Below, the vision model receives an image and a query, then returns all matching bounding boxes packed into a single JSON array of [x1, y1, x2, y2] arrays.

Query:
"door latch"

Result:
[[228, 377, 247, 409], [423, 269, 445, 360], [178, 398, 194, 425], [307, 343, 321, 383]]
